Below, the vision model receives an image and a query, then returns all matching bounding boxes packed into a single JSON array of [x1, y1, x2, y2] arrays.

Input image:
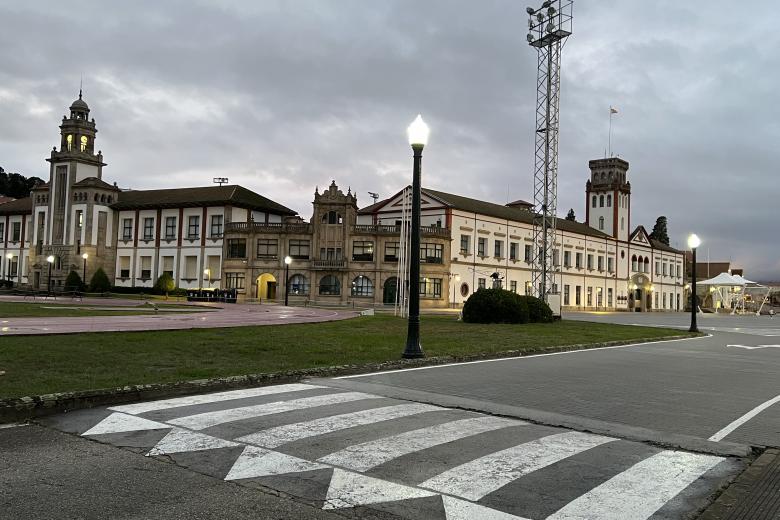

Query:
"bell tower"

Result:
[[585, 157, 631, 241]]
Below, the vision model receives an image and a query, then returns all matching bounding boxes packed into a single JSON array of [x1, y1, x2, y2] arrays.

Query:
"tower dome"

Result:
[[69, 90, 90, 119]]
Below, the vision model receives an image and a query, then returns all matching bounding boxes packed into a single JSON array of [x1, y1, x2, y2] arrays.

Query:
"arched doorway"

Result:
[[629, 274, 651, 312], [383, 277, 398, 305], [257, 273, 277, 300]]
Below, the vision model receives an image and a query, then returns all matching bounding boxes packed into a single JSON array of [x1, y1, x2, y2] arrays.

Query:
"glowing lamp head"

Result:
[[82, 253, 88, 260], [455, 274, 461, 281], [407, 114, 430, 147], [5, 253, 11, 260], [284, 256, 292, 265], [46, 255, 55, 264], [687, 234, 701, 249]]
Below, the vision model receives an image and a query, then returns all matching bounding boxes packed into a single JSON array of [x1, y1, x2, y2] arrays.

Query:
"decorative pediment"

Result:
[[630, 226, 651, 245]]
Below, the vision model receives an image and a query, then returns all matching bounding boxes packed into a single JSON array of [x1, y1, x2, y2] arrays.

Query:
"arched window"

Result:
[[606, 194, 612, 207], [592, 195, 597, 207], [288, 274, 309, 295], [66, 134, 73, 151], [621, 217, 625, 230], [101, 194, 106, 203], [351, 275, 374, 297], [599, 195, 605, 207], [80, 135, 88, 152], [631, 255, 638, 272], [598, 217, 604, 230], [94, 194, 99, 202], [644, 257, 650, 273], [107, 196, 112, 203], [319, 275, 340, 295]]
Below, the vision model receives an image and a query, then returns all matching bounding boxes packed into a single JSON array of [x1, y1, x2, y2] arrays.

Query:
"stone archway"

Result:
[[629, 274, 652, 312], [257, 273, 277, 300]]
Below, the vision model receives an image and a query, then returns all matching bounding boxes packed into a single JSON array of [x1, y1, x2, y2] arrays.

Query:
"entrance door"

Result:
[[267, 281, 277, 300], [634, 289, 643, 312], [34, 271, 40, 289], [383, 277, 398, 305]]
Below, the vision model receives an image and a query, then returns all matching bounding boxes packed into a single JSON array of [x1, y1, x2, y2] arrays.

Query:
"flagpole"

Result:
[[608, 107, 613, 157]]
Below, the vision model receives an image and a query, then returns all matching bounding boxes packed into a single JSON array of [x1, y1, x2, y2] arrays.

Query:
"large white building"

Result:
[[0, 94, 685, 311]]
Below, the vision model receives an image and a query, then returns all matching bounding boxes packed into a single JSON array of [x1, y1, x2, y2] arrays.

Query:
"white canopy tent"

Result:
[[696, 272, 770, 314]]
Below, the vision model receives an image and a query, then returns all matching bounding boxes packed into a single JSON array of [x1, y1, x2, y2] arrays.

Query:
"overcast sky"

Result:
[[1, 0, 778, 279]]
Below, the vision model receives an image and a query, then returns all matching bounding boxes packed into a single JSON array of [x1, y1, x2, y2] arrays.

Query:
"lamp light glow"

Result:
[[82, 253, 89, 260], [284, 256, 292, 265], [46, 255, 55, 263], [407, 115, 430, 147], [687, 234, 701, 249], [5, 253, 11, 259]]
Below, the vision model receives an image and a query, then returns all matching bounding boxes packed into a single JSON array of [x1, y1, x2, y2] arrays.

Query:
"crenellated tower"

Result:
[[585, 157, 631, 241]]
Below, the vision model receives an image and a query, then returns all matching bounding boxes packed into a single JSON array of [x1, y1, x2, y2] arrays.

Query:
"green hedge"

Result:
[[462, 289, 553, 324], [517, 295, 554, 323]]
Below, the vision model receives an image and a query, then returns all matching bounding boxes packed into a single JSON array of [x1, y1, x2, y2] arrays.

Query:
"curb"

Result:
[[0, 333, 697, 423]]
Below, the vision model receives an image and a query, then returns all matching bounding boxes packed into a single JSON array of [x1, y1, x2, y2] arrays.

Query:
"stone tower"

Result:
[[585, 157, 631, 241]]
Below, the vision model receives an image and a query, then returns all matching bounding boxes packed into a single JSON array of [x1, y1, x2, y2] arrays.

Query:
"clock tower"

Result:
[[585, 157, 631, 241]]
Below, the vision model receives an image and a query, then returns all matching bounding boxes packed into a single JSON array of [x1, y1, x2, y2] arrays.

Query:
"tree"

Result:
[[64, 270, 83, 291], [565, 208, 576, 221], [88, 267, 111, 293], [0, 168, 46, 198], [153, 272, 175, 296], [649, 216, 670, 245]]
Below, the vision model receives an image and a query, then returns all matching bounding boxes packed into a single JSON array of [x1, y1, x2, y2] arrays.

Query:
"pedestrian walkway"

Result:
[[46, 383, 743, 520]]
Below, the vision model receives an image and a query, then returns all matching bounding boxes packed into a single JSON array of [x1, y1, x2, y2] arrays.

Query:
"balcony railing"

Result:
[[226, 222, 313, 234], [351, 225, 450, 238], [312, 259, 347, 270]]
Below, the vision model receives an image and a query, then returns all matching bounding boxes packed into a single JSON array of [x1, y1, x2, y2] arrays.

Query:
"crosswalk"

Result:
[[73, 383, 738, 520]]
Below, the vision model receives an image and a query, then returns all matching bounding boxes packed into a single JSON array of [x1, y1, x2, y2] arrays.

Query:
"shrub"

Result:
[[462, 288, 529, 324], [518, 295, 554, 323], [88, 267, 111, 293], [153, 273, 175, 295], [64, 270, 83, 291]]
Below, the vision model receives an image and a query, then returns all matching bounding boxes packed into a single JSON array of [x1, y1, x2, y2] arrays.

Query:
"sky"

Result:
[[1, 0, 778, 279]]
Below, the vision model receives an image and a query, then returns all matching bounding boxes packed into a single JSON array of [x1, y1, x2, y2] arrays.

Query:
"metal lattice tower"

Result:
[[527, 0, 573, 301]]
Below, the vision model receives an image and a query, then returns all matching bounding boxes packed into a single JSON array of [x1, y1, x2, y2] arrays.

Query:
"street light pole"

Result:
[[46, 255, 55, 295], [284, 256, 292, 306], [688, 234, 701, 333], [82, 253, 88, 289], [403, 115, 429, 359], [5, 252, 12, 287]]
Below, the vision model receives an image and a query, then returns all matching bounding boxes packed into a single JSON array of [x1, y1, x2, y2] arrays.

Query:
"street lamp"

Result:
[[82, 253, 88, 289], [403, 114, 429, 359], [688, 234, 701, 332], [46, 255, 55, 294], [203, 268, 211, 286], [5, 252, 12, 287], [451, 273, 461, 308], [284, 255, 292, 306]]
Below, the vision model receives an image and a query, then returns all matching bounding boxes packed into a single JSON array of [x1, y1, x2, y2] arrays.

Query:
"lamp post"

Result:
[[82, 253, 88, 288], [284, 255, 292, 306], [451, 273, 460, 308], [46, 255, 55, 294], [5, 252, 12, 287], [688, 234, 701, 332], [403, 114, 429, 359], [203, 268, 211, 286]]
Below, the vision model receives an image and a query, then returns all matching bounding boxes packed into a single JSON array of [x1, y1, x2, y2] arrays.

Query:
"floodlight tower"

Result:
[[526, 0, 573, 302]]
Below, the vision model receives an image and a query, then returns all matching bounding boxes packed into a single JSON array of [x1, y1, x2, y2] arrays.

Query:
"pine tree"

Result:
[[565, 208, 576, 221], [649, 216, 670, 245], [88, 267, 111, 293], [64, 270, 83, 291], [153, 272, 175, 296]]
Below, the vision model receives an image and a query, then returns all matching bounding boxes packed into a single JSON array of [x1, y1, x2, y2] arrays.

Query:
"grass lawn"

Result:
[[0, 315, 690, 399], [0, 302, 210, 318]]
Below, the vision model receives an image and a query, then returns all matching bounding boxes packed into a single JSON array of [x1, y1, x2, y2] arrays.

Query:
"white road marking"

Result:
[[109, 383, 323, 415], [167, 392, 382, 430], [0, 423, 30, 430], [236, 403, 442, 448], [336, 335, 707, 379], [147, 428, 239, 456], [419, 431, 615, 501], [546, 450, 724, 520], [82, 412, 169, 436], [442, 495, 531, 520], [709, 394, 780, 442], [319, 416, 521, 472], [225, 445, 327, 481], [322, 468, 437, 509], [726, 344, 780, 350]]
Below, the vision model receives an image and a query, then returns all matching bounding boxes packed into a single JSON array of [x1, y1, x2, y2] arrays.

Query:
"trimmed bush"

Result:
[[518, 295, 554, 323], [153, 273, 175, 295], [64, 270, 83, 291], [88, 267, 111, 293], [462, 288, 529, 324]]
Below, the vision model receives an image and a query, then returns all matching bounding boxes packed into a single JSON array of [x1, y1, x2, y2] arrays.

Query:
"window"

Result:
[[587, 254, 594, 270], [162, 256, 174, 277], [119, 256, 131, 278], [460, 235, 470, 255], [289, 239, 310, 260], [143, 217, 154, 241], [494, 240, 503, 258], [227, 239, 247, 259], [587, 287, 593, 306], [8, 255, 18, 278], [608, 288, 613, 307], [289, 274, 309, 295], [525, 281, 532, 295], [140, 256, 152, 280], [576, 252, 582, 269], [478, 278, 486, 290], [575, 285, 581, 306], [206, 255, 220, 280], [524, 244, 533, 262], [420, 277, 442, 298], [655, 292, 659, 309], [510, 281, 517, 293], [187, 216, 200, 239], [663, 263, 668, 276], [384, 242, 399, 262], [477, 237, 486, 257], [592, 195, 597, 207], [75, 210, 84, 231], [553, 249, 560, 266], [257, 239, 278, 258], [564, 285, 570, 305], [644, 258, 650, 273], [510, 242, 518, 261], [319, 275, 341, 295], [11, 222, 21, 242], [599, 195, 604, 207], [184, 256, 198, 279], [598, 216, 604, 230], [80, 135, 88, 152], [607, 194, 612, 207], [608, 257, 614, 273], [320, 247, 342, 260], [210, 215, 224, 238], [352, 276, 374, 297], [621, 217, 625, 231], [421, 243, 443, 264], [656, 262, 661, 275], [322, 211, 342, 225], [631, 255, 638, 272], [598, 256, 604, 272], [352, 241, 374, 262], [165, 217, 176, 240], [225, 272, 245, 290], [0, 222, 4, 242], [597, 288, 603, 307], [122, 219, 132, 241]]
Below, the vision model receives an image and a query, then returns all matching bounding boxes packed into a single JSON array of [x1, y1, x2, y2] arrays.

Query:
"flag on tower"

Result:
[[610, 106, 618, 114]]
